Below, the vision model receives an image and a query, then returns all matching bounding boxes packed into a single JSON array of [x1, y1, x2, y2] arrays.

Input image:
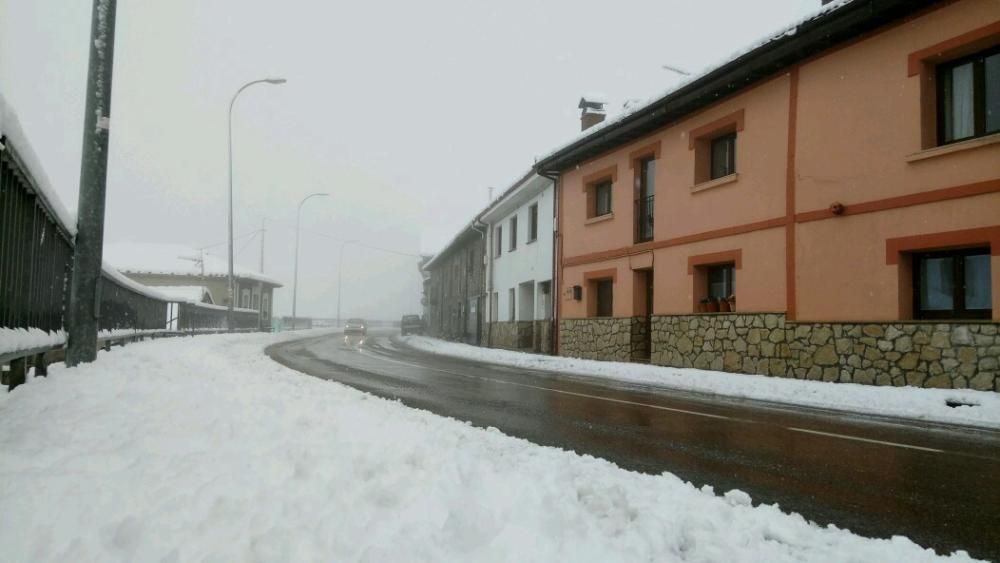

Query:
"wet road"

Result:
[[267, 331, 1000, 560]]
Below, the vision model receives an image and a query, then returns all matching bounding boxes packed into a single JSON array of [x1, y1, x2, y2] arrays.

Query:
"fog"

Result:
[[0, 0, 823, 319]]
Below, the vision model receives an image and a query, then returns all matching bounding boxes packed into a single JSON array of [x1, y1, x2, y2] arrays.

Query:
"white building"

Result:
[[481, 172, 554, 353]]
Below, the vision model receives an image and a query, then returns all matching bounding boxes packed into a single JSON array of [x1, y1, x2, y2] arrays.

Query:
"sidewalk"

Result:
[[0, 331, 978, 562], [402, 336, 1000, 430]]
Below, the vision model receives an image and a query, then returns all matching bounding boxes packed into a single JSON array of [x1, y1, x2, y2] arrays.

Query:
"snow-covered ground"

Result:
[[402, 336, 1000, 430], [0, 331, 980, 562]]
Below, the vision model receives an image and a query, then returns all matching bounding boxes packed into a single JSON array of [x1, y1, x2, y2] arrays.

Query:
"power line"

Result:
[[235, 230, 259, 260], [292, 226, 424, 258]]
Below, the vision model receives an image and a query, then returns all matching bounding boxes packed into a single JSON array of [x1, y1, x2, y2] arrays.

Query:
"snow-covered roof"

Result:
[[0, 92, 77, 235], [104, 243, 283, 287], [479, 173, 552, 223], [536, 0, 858, 168], [422, 168, 543, 271], [152, 285, 215, 304]]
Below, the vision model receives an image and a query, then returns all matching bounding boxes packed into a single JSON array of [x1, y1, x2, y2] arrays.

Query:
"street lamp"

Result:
[[337, 239, 359, 327], [227, 77, 286, 331], [292, 192, 330, 330]]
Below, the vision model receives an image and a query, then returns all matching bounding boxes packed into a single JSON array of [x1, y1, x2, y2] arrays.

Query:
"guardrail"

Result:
[[1, 106, 267, 392]]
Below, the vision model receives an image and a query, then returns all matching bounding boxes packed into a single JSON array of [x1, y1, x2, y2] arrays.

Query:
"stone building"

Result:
[[536, 0, 1000, 390], [422, 225, 487, 344]]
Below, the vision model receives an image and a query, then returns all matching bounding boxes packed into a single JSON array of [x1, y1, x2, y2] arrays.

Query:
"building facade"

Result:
[[423, 226, 487, 344], [482, 173, 555, 353], [105, 243, 281, 331], [538, 0, 1000, 390]]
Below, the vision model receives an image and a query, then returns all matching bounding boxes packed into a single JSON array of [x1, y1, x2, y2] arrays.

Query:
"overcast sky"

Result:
[[0, 0, 824, 319]]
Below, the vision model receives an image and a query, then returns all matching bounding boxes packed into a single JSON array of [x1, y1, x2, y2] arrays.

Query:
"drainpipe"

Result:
[[471, 220, 488, 347], [539, 170, 561, 356]]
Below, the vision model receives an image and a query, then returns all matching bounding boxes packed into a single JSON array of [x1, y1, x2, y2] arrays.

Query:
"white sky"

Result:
[[0, 0, 824, 319]]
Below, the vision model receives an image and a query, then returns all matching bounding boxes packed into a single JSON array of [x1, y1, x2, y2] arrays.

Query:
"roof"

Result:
[[536, 0, 941, 172], [479, 173, 552, 223], [153, 285, 215, 304], [104, 243, 283, 287], [422, 168, 541, 271]]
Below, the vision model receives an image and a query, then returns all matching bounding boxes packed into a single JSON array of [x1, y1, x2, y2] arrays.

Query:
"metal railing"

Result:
[[635, 194, 654, 243], [1, 132, 268, 391], [1, 146, 74, 333]]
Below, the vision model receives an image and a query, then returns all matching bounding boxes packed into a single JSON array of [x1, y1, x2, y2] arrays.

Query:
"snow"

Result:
[[0, 92, 77, 234], [402, 336, 1000, 430], [537, 0, 857, 164], [147, 284, 214, 304], [104, 242, 283, 287], [0, 328, 66, 356], [0, 331, 981, 561]]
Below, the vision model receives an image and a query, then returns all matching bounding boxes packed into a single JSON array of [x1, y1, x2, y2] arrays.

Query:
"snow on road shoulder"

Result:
[[0, 332, 979, 562], [402, 336, 1000, 430]]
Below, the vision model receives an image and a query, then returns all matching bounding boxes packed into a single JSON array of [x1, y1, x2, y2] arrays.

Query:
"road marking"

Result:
[[787, 427, 944, 453], [359, 345, 734, 421]]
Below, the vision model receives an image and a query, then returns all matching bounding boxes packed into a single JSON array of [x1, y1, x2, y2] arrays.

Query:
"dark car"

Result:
[[400, 314, 423, 336], [344, 318, 367, 336]]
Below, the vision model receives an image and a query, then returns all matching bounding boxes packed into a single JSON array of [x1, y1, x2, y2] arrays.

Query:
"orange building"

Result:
[[537, 0, 1000, 391]]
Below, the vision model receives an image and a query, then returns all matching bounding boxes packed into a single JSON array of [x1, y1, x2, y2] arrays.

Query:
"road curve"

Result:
[[267, 331, 1000, 560]]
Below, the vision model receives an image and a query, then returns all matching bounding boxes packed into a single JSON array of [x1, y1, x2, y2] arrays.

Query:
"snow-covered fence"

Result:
[[0, 143, 74, 334], [1, 99, 264, 390]]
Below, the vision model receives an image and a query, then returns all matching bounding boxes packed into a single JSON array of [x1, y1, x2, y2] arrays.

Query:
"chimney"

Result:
[[578, 95, 607, 131]]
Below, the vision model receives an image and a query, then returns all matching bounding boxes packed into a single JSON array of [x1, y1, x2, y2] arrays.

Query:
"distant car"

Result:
[[400, 314, 424, 336], [344, 318, 367, 336]]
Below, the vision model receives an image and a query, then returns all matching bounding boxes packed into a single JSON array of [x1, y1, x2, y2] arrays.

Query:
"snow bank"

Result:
[[402, 337, 1000, 430], [0, 331, 979, 562], [0, 328, 66, 355]]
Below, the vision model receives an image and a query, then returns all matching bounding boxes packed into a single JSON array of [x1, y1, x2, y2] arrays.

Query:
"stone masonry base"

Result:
[[489, 321, 553, 354], [650, 313, 999, 391], [558, 314, 999, 391], [559, 318, 649, 362]]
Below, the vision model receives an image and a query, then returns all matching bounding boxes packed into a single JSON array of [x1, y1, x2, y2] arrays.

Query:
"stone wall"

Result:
[[489, 321, 553, 353], [488, 321, 520, 349], [535, 320, 553, 355], [559, 318, 647, 362], [650, 313, 1000, 391]]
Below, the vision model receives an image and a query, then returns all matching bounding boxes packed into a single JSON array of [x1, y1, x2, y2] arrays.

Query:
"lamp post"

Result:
[[336, 239, 358, 327], [227, 77, 285, 331], [292, 193, 330, 330]]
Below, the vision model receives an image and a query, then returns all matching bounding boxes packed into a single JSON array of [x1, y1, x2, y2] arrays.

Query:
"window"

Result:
[[635, 157, 655, 242], [508, 288, 516, 321], [938, 47, 1000, 144], [241, 289, 251, 308], [252, 293, 259, 310], [913, 247, 991, 319], [710, 133, 736, 180], [593, 180, 612, 217], [494, 225, 502, 257], [528, 204, 538, 242], [509, 216, 518, 251], [262, 294, 270, 319], [707, 263, 735, 300], [595, 279, 613, 317]]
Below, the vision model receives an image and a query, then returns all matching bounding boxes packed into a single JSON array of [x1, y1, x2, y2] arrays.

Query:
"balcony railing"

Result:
[[635, 194, 654, 243]]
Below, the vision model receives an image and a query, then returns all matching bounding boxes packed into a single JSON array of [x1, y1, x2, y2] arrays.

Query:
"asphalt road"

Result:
[[267, 330, 1000, 560]]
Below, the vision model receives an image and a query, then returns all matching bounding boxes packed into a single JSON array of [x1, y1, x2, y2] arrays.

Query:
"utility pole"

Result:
[[67, 0, 118, 367], [259, 217, 266, 273]]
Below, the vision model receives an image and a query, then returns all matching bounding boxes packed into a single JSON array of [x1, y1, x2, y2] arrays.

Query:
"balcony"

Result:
[[635, 194, 654, 243]]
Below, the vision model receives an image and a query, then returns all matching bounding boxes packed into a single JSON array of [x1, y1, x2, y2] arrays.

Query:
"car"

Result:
[[344, 318, 367, 336], [400, 314, 423, 336]]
